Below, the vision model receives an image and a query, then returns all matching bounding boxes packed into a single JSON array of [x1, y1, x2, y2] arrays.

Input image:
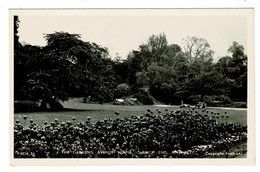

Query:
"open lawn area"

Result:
[[14, 98, 247, 127]]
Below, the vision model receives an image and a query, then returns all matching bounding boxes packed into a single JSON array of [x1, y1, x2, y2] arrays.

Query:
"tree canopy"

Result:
[[119, 33, 247, 105], [14, 16, 247, 107], [14, 24, 117, 105]]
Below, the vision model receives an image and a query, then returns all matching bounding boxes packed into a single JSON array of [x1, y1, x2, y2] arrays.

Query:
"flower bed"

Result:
[[14, 109, 247, 158]]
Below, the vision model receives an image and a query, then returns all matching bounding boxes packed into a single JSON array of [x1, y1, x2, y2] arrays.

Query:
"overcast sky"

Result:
[[17, 10, 248, 60]]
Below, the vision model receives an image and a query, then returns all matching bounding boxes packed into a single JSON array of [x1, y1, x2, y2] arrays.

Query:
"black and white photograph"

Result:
[[10, 9, 254, 165]]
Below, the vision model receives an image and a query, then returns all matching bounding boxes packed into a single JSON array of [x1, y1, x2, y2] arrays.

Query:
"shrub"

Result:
[[150, 83, 180, 104], [133, 90, 154, 105], [114, 83, 130, 98], [203, 95, 233, 106], [186, 95, 201, 105], [203, 95, 216, 106], [216, 95, 233, 104], [14, 101, 39, 112]]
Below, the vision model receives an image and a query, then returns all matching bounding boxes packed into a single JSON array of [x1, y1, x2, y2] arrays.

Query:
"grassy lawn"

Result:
[[14, 98, 247, 127]]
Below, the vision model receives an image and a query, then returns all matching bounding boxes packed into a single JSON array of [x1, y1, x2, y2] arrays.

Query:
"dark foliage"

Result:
[[133, 89, 154, 105], [150, 83, 180, 105], [14, 109, 246, 158], [14, 17, 247, 107]]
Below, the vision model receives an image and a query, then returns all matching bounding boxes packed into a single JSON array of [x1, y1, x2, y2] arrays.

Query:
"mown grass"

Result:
[[14, 102, 247, 127]]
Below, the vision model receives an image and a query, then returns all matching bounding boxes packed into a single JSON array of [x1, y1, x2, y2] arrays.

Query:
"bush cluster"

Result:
[[14, 109, 246, 158], [150, 83, 180, 105], [133, 90, 154, 105], [114, 84, 130, 98], [14, 101, 39, 113]]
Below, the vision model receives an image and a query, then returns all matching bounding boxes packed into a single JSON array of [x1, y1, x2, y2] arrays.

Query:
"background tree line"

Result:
[[14, 16, 247, 108], [117, 33, 247, 106]]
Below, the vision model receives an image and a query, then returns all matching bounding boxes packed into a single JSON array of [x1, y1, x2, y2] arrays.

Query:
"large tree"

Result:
[[14, 16, 46, 100], [183, 36, 214, 63], [185, 70, 225, 102], [137, 33, 169, 70], [17, 31, 116, 105], [215, 42, 247, 100]]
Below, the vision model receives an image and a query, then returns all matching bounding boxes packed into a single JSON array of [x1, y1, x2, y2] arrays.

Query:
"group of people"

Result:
[[14, 108, 247, 158]]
